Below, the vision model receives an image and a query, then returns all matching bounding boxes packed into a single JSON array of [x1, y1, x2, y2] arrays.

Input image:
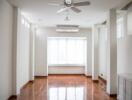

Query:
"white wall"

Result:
[[127, 10, 132, 35], [117, 11, 132, 74], [0, 0, 13, 99], [29, 25, 36, 80], [117, 36, 132, 74], [98, 27, 107, 79], [48, 66, 85, 74], [35, 27, 92, 76], [106, 9, 117, 94], [14, 10, 31, 94], [98, 10, 132, 80], [92, 25, 99, 80], [35, 28, 48, 76]]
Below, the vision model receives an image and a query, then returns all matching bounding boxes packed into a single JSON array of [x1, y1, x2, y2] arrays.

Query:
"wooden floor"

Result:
[[11, 75, 117, 100]]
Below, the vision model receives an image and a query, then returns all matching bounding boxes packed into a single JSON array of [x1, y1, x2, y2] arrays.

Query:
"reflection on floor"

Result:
[[49, 87, 84, 100], [14, 75, 117, 100]]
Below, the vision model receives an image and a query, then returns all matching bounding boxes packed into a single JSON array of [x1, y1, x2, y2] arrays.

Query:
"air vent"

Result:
[[56, 25, 79, 33]]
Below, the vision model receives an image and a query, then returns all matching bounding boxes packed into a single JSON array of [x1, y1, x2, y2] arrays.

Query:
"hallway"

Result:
[[13, 75, 116, 100], [1, 0, 132, 99]]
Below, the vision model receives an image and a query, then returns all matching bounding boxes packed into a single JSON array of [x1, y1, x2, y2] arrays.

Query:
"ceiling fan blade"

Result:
[[48, 3, 60, 6], [73, 1, 90, 6], [121, 1, 132, 10], [71, 7, 81, 13], [57, 7, 70, 13]]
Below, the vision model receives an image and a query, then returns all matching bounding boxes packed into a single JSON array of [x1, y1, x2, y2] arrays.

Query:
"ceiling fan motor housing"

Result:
[[64, 0, 72, 6]]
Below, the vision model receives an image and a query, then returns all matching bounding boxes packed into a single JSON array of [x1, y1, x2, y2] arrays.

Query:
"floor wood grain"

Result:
[[12, 75, 117, 100]]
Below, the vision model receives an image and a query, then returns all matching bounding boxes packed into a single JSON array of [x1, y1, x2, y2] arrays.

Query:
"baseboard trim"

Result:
[[48, 74, 86, 76], [29, 80, 34, 83], [86, 75, 92, 78], [8, 80, 34, 100], [106, 92, 117, 97], [8, 95, 17, 100], [98, 76, 107, 84], [35, 76, 48, 78], [22, 80, 34, 89], [22, 81, 30, 89], [92, 80, 99, 83], [109, 94, 117, 97]]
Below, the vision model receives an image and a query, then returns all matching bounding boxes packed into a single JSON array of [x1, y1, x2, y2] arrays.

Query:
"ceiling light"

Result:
[[56, 29, 79, 32], [64, 10, 70, 21], [64, 16, 70, 21]]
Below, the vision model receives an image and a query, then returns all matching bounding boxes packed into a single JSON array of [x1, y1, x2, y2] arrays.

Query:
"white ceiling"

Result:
[[9, 0, 130, 28]]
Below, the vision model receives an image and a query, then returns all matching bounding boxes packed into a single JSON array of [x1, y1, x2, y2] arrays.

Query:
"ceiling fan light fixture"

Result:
[[64, 16, 70, 21], [56, 29, 79, 32]]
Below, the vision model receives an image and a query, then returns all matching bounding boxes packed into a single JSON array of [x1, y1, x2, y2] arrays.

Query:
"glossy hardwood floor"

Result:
[[12, 75, 117, 100]]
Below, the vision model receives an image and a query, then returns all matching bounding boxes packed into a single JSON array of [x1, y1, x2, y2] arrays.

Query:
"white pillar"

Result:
[[12, 7, 18, 95], [35, 28, 48, 76], [123, 11, 128, 37], [29, 25, 36, 81], [85, 32, 92, 76], [92, 25, 99, 80], [106, 8, 117, 95]]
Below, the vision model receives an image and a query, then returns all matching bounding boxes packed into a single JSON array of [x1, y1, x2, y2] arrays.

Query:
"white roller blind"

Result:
[[48, 37, 87, 66]]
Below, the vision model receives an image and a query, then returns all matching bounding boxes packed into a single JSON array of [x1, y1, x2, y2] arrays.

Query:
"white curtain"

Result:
[[48, 37, 87, 66]]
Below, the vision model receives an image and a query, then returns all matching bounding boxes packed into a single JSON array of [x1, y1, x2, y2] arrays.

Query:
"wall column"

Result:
[[12, 7, 18, 95], [92, 25, 99, 80], [29, 25, 36, 81], [35, 29, 48, 76], [106, 8, 117, 95]]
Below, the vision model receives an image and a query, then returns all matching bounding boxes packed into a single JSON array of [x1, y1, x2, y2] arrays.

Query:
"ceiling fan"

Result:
[[48, 0, 90, 13]]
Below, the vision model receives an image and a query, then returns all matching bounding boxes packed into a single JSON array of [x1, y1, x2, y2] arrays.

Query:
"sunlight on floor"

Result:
[[49, 87, 84, 100]]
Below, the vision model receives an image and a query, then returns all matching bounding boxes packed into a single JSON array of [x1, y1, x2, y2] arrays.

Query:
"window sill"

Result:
[[48, 64, 85, 67]]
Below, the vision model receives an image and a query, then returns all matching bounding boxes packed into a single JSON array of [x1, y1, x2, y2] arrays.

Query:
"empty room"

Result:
[[1, 0, 132, 100]]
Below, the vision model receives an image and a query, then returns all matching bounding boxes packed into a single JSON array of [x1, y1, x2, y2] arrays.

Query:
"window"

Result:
[[48, 37, 87, 66]]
